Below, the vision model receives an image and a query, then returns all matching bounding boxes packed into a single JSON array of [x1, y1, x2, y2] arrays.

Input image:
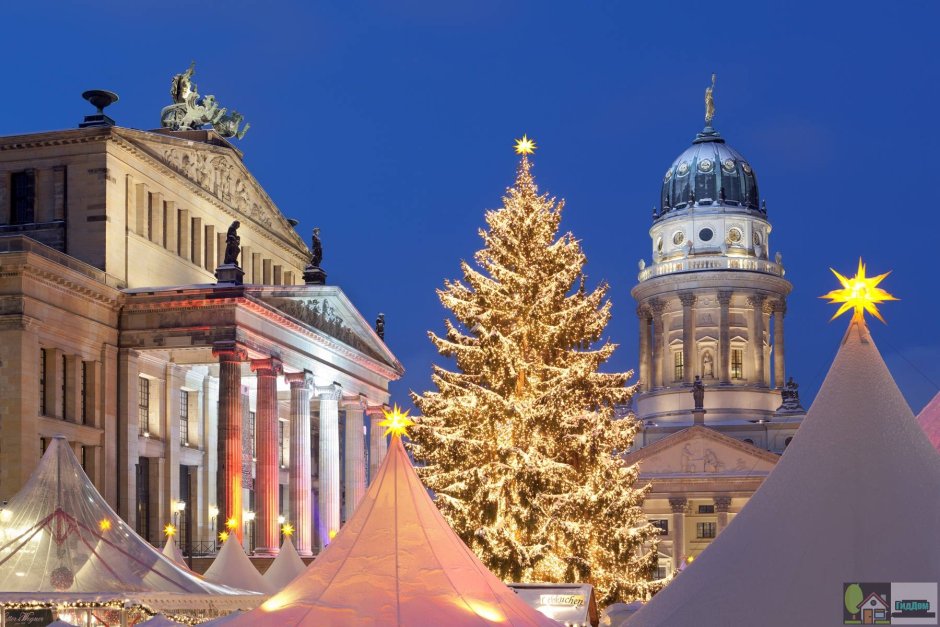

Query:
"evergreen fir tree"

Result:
[[410, 145, 660, 604]]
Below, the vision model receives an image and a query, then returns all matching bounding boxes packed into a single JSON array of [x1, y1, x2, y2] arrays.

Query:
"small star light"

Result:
[[281, 522, 295, 537], [514, 134, 536, 155], [218, 530, 229, 542], [98, 518, 112, 532], [225, 517, 238, 530], [379, 404, 415, 439], [163, 523, 176, 538], [821, 258, 898, 324]]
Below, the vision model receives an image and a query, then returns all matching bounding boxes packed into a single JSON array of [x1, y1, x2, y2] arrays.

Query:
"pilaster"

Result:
[[679, 292, 697, 385], [717, 291, 732, 384]]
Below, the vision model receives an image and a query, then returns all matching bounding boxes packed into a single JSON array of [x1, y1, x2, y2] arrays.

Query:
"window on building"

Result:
[[136, 459, 150, 542], [279, 421, 286, 467], [654, 562, 669, 580], [81, 362, 88, 425], [61, 355, 67, 419], [248, 411, 256, 458], [138, 377, 150, 436], [39, 349, 47, 415], [673, 351, 684, 381], [731, 348, 744, 379], [696, 522, 716, 539], [698, 504, 715, 514], [11, 170, 35, 224], [651, 519, 669, 535], [147, 193, 154, 241], [179, 390, 190, 446]]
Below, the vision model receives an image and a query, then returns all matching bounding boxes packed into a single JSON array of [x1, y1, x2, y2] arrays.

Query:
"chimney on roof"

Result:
[[79, 90, 118, 128]]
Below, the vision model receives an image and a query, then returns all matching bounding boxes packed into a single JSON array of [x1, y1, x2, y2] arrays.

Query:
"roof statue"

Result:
[[310, 227, 323, 268], [223, 220, 241, 265], [221, 407, 557, 625], [691, 376, 705, 409], [777, 376, 805, 413], [630, 268, 940, 626], [704, 74, 716, 126], [375, 312, 385, 340], [161, 62, 250, 139]]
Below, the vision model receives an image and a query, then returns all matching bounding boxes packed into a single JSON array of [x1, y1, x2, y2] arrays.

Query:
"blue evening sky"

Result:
[[4, 1, 938, 413]]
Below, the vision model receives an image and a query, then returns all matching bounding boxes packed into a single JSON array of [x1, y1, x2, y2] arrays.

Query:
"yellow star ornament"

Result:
[[218, 530, 229, 543], [514, 134, 536, 155], [821, 258, 898, 324], [379, 404, 415, 439], [164, 523, 176, 538], [281, 522, 295, 537]]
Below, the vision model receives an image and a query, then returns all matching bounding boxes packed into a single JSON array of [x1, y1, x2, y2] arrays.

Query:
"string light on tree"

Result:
[[822, 258, 898, 323]]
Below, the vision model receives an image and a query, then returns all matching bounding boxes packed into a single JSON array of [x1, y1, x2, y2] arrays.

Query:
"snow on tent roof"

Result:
[[202, 537, 273, 594], [224, 436, 559, 626], [0, 437, 258, 603], [261, 537, 306, 592], [629, 320, 940, 627], [917, 391, 940, 452]]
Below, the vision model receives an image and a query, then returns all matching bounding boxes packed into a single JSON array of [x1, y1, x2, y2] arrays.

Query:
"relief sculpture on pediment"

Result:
[[264, 297, 383, 362]]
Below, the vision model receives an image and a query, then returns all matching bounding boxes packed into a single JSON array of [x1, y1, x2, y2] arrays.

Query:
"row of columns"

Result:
[[213, 343, 389, 557], [667, 496, 733, 570], [637, 292, 786, 392]]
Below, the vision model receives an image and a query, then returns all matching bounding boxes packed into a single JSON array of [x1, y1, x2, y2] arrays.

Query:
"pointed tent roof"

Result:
[[917, 391, 940, 452], [261, 537, 306, 591], [161, 535, 187, 569], [0, 437, 255, 603], [203, 537, 273, 594], [630, 320, 940, 626], [226, 436, 559, 625]]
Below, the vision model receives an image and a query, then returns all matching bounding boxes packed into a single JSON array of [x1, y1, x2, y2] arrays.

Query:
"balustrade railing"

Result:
[[638, 255, 784, 282]]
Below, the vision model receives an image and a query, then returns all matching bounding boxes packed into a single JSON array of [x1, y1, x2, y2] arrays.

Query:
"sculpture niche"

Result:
[[161, 62, 250, 140]]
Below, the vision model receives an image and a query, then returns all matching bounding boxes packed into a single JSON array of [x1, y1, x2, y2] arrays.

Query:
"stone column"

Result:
[[0, 320, 41, 502], [650, 299, 666, 389], [367, 405, 388, 485], [748, 294, 767, 386], [773, 301, 786, 388], [316, 384, 342, 548], [250, 357, 283, 556], [212, 342, 247, 541], [715, 496, 732, 535], [679, 293, 696, 384], [117, 348, 140, 526], [717, 291, 732, 384], [637, 305, 651, 393], [285, 371, 314, 556], [343, 398, 367, 521], [669, 497, 689, 571]]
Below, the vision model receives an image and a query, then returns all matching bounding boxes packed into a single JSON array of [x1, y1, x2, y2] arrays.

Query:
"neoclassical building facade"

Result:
[[625, 115, 805, 575], [0, 109, 403, 557]]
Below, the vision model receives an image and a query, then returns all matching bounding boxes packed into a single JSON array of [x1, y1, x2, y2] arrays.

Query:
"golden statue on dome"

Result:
[[704, 74, 717, 125]]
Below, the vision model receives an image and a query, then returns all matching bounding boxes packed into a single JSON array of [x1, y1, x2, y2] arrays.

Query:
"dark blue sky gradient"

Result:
[[4, 1, 939, 412]]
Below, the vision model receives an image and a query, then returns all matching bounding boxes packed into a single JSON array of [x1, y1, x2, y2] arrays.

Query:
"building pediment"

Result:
[[625, 425, 778, 477], [113, 128, 306, 252], [253, 286, 403, 375]]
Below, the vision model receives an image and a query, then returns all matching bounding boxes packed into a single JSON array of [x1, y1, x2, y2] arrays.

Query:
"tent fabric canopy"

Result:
[[202, 537, 273, 594], [0, 436, 260, 612], [261, 537, 306, 591], [225, 435, 559, 625], [917, 391, 940, 452], [161, 536, 187, 569], [630, 320, 940, 626]]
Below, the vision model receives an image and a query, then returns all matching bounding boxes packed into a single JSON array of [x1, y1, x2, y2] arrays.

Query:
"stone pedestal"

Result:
[[212, 342, 247, 541], [215, 263, 244, 285], [692, 408, 706, 425], [303, 265, 327, 285], [251, 358, 282, 556], [286, 371, 314, 556]]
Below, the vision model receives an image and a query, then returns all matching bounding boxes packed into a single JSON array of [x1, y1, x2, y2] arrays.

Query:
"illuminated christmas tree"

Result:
[[411, 137, 659, 604]]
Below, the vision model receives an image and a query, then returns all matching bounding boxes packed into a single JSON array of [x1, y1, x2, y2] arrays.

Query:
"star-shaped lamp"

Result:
[[218, 530, 230, 543], [98, 518, 112, 532], [225, 516, 238, 531], [514, 134, 536, 155], [821, 258, 898, 323], [281, 522, 295, 537], [379, 404, 415, 439], [164, 523, 176, 538]]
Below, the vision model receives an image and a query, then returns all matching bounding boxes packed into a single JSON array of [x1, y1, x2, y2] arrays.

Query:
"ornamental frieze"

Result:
[[264, 297, 383, 362]]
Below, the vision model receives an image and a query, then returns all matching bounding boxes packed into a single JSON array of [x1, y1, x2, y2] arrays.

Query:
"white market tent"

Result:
[[261, 537, 306, 591], [224, 434, 560, 625], [917, 391, 940, 452], [0, 436, 262, 620], [161, 535, 187, 569], [202, 537, 273, 594], [629, 320, 940, 626]]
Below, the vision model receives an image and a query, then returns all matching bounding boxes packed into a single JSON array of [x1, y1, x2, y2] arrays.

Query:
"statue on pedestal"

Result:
[[161, 62, 250, 139], [375, 313, 385, 341], [778, 376, 805, 412], [223, 221, 241, 265], [303, 226, 327, 285], [692, 376, 705, 409]]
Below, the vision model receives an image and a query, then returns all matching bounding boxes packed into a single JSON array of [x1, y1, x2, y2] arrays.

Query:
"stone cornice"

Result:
[[623, 424, 781, 466], [0, 127, 115, 152], [0, 254, 123, 310]]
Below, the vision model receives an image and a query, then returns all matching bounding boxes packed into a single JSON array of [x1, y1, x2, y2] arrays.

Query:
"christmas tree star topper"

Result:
[[379, 404, 415, 439], [821, 258, 898, 324], [514, 134, 536, 155], [164, 523, 176, 537]]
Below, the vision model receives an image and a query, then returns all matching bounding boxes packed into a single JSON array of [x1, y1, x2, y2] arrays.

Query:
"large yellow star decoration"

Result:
[[225, 516, 238, 531], [379, 404, 415, 439], [218, 530, 229, 543], [281, 522, 295, 537], [514, 134, 536, 155], [164, 523, 176, 538], [821, 258, 898, 324]]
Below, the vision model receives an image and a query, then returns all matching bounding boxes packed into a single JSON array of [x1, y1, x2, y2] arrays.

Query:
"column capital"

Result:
[[669, 497, 689, 513], [250, 357, 283, 376], [649, 298, 667, 314], [773, 299, 787, 315], [714, 495, 732, 512], [717, 290, 733, 306], [341, 395, 367, 411], [365, 403, 389, 419], [679, 292, 697, 307], [285, 370, 314, 389], [746, 293, 768, 308], [315, 383, 343, 401], [636, 304, 651, 320], [212, 341, 247, 362]]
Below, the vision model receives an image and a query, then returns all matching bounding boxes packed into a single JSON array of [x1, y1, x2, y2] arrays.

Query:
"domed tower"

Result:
[[631, 93, 802, 448]]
